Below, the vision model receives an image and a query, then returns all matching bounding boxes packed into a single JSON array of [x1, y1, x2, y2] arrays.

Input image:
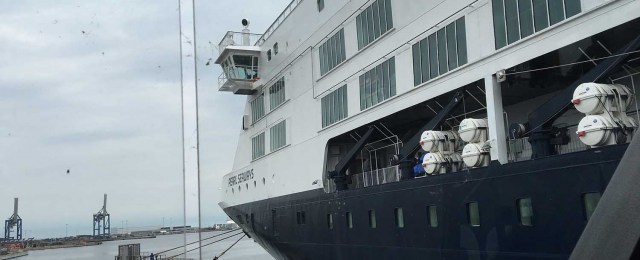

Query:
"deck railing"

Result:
[[218, 31, 263, 54], [352, 165, 401, 188], [255, 0, 304, 46]]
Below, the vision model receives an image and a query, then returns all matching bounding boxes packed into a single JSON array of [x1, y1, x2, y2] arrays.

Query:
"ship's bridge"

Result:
[[215, 30, 262, 95]]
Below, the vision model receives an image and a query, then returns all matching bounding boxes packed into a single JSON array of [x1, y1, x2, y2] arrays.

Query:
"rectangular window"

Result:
[[250, 93, 265, 123], [533, 0, 549, 32], [518, 0, 534, 38], [317, 0, 324, 12], [564, 0, 581, 18], [436, 28, 448, 74], [583, 192, 602, 221], [504, 0, 519, 44], [517, 198, 534, 226], [321, 85, 348, 128], [272, 209, 278, 236], [269, 77, 285, 110], [356, 0, 393, 50], [394, 208, 404, 228], [368, 210, 377, 228], [493, 0, 581, 49], [319, 29, 346, 75], [327, 213, 333, 229], [270, 120, 286, 151], [251, 132, 265, 160], [427, 205, 438, 227], [346, 212, 353, 229], [360, 57, 395, 110], [412, 17, 467, 86], [467, 202, 480, 227]]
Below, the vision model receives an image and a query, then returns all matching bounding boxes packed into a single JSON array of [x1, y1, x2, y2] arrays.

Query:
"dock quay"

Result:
[[0, 250, 27, 259]]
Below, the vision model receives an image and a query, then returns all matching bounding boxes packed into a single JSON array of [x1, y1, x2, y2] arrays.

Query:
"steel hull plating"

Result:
[[224, 144, 627, 260]]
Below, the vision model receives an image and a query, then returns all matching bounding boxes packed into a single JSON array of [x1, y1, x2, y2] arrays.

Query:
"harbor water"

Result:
[[21, 232, 273, 260]]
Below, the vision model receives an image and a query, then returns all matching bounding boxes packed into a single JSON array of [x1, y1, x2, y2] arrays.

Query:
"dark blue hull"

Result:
[[224, 144, 627, 260]]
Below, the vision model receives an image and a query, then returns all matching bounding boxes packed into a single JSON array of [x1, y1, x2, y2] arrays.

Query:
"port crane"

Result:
[[93, 194, 110, 237]]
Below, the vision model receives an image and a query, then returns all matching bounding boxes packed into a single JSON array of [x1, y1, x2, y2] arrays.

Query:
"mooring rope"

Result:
[[213, 234, 246, 260], [152, 228, 242, 257], [165, 232, 245, 259]]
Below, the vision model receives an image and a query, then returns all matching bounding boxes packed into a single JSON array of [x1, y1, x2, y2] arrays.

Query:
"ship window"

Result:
[[327, 214, 333, 229], [518, 0, 534, 39], [251, 132, 266, 160], [236, 215, 243, 224], [436, 28, 448, 75], [253, 180, 256, 187], [467, 202, 480, 227], [492, 0, 581, 49], [517, 198, 534, 226], [583, 192, 602, 221], [356, 0, 392, 50], [269, 77, 286, 110], [368, 210, 377, 228], [346, 212, 353, 229], [412, 17, 466, 86], [232, 55, 258, 80], [272, 209, 278, 236], [564, 0, 581, 18], [427, 205, 438, 227], [394, 208, 404, 228], [273, 42, 278, 55], [270, 120, 287, 151], [533, 0, 549, 31], [504, 0, 519, 44], [296, 211, 306, 224], [262, 177, 266, 185], [317, 0, 324, 12], [319, 29, 346, 76], [267, 49, 272, 61], [250, 93, 265, 123], [245, 183, 248, 190], [360, 57, 395, 110], [322, 85, 348, 128]]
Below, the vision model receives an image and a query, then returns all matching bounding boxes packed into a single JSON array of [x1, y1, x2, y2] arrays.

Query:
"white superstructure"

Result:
[[217, 0, 640, 208]]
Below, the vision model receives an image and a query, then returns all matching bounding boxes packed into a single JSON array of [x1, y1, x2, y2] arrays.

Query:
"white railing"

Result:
[[355, 165, 401, 188], [255, 0, 304, 46], [218, 31, 263, 53]]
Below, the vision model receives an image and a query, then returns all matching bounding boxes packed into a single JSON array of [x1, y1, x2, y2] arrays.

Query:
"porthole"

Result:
[[394, 208, 404, 228], [517, 198, 534, 226], [467, 202, 480, 227], [583, 192, 602, 220], [368, 210, 377, 228], [427, 205, 438, 227]]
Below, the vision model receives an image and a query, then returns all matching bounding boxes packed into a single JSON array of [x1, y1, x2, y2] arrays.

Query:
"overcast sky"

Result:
[[0, 0, 289, 238]]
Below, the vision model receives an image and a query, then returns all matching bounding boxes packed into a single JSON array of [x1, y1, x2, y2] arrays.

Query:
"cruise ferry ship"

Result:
[[215, 0, 640, 259]]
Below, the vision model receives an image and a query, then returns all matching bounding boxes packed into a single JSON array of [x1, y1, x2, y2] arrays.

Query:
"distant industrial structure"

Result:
[[92, 194, 110, 237], [3, 198, 22, 241]]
